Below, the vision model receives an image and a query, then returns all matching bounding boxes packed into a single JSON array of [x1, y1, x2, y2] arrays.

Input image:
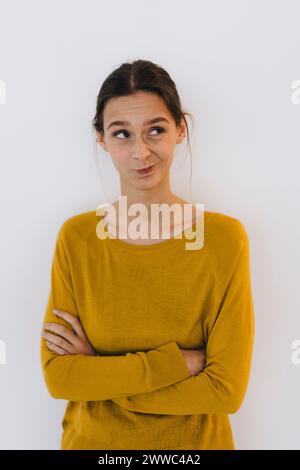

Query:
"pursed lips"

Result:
[[135, 164, 156, 170]]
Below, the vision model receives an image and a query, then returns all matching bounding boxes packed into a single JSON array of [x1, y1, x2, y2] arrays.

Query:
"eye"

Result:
[[149, 126, 165, 136], [112, 129, 129, 139], [112, 126, 166, 140]]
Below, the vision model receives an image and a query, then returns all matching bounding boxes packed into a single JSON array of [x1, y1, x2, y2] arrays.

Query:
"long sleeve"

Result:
[[40, 222, 191, 402], [111, 228, 255, 415]]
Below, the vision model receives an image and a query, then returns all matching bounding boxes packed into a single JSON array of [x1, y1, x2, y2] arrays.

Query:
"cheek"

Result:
[[107, 138, 128, 154], [156, 139, 174, 157], [110, 148, 131, 166], [158, 145, 174, 166]]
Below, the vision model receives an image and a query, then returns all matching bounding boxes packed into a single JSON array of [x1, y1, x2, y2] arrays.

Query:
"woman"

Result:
[[40, 59, 255, 450]]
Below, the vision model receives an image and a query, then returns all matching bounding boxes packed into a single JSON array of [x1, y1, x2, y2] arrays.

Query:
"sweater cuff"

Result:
[[155, 341, 191, 385]]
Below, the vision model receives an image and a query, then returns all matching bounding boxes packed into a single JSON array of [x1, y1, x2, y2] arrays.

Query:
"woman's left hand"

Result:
[[41, 309, 97, 356]]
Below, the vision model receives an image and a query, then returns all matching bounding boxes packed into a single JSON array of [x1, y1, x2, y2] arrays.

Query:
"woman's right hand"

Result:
[[179, 347, 207, 376]]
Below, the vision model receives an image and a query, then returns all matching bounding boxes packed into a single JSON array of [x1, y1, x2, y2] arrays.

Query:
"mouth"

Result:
[[135, 164, 156, 176]]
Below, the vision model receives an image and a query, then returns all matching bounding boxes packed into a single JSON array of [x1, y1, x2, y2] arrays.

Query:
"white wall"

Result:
[[0, 0, 299, 449]]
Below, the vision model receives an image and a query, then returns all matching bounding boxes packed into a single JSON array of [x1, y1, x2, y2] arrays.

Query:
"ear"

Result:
[[96, 131, 108, 152], [176, 118, 187, 144]]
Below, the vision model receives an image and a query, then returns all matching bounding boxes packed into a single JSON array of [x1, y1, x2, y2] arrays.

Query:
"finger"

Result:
[[52, 310, 86, 339], [43, 322, 80, 346], [46, 340, 68, 355], [42, 331, 76, 354]]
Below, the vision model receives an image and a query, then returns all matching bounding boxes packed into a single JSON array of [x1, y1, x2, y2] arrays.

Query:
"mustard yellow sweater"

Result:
[[40, 209, 254, 450]]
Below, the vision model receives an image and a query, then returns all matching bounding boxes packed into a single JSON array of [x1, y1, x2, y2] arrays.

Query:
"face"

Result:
[[96, 91, 186, 192]]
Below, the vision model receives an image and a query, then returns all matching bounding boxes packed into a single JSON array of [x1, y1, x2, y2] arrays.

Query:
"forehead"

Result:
[[103, 91, 172, 125]]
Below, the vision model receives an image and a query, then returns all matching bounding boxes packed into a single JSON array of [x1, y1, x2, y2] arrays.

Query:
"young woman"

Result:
[[40, 59, 255, 450]]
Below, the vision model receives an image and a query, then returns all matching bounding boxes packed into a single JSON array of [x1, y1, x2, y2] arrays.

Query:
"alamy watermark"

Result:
[[0, 80, 6, 104], [291, 339, 300, 365], [95, 196, 204, 250], [291, 80, 300, 104], [0, 340, 6, 365]]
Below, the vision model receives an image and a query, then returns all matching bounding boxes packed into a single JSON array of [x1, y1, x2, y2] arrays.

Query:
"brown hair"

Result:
[[92, 59, 194, 196]]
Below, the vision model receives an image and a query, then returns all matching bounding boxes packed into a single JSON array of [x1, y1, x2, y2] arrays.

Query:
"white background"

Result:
[[0, 0, 299, 449]]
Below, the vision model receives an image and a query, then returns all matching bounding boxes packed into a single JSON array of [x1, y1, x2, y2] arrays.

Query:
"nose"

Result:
[[131, 137, 150, 161]]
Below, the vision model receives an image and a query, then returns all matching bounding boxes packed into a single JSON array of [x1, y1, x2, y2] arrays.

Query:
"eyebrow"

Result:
[[106, 116, 170, 130]]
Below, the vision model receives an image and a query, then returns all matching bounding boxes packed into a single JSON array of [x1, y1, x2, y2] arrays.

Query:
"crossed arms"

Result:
[[40, 224, 254, 415]]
